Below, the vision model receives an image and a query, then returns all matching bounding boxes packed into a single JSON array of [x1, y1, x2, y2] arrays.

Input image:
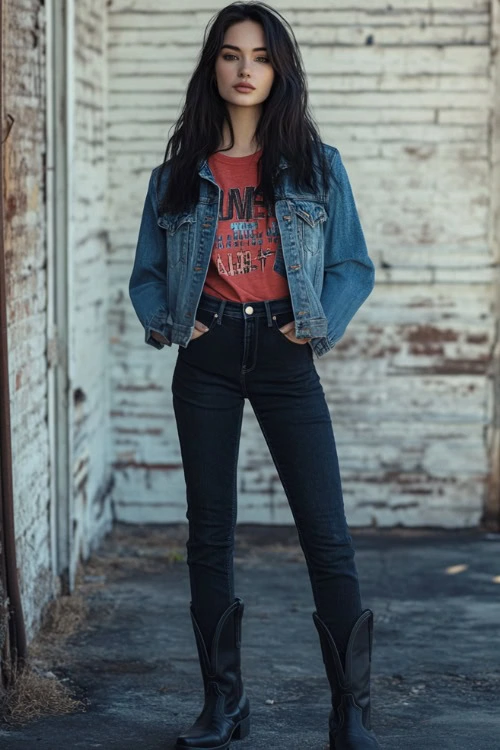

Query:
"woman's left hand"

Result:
[[279, 322, 311, 345]]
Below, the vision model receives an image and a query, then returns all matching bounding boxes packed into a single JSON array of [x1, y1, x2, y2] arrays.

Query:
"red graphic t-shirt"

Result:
[[202, 149, 290, 302]]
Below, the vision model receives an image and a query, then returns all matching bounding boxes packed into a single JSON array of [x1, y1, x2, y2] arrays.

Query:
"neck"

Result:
[[219, 104, 262, 156]]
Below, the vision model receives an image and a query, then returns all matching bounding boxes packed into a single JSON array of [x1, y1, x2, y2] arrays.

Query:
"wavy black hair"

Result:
[[157, 0, 330, 215]]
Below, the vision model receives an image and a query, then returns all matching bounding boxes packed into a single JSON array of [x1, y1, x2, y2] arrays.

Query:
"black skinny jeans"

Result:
[[171, 291, 362, 665]]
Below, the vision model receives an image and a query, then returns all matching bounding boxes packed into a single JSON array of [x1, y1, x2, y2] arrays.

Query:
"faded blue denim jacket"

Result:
[[129, 143, 375, 357]]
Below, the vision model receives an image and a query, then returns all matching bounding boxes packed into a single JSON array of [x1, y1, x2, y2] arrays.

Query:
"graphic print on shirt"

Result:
[[203, 150, 290, 302], [214, 185, 281, 278]]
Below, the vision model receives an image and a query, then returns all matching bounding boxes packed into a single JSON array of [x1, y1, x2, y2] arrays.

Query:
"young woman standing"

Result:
[[129, 3, 381, 748]]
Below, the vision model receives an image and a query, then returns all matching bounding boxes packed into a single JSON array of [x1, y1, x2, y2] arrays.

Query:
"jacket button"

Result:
[[244, 305, 254, 315]]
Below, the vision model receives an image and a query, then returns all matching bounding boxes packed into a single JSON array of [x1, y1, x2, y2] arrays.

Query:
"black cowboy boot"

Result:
[[175, 597, 250, 750], [313, 609, 381, 749]]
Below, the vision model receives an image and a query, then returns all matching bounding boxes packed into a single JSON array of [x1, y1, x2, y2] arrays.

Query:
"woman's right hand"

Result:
[[151, 331, 169, 344], [151, 319, 209, 344], [190, 319, 209, 341]]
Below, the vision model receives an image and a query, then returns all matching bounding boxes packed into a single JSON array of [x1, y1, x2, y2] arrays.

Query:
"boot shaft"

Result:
[[313, 609, 374, 731], [190, 598, 245, 709], [176, 598, 250, 749]]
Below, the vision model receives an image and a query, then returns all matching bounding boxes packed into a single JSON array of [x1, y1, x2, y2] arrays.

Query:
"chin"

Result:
[[225, 93, 265, 107], [224, 96, 252, 106]]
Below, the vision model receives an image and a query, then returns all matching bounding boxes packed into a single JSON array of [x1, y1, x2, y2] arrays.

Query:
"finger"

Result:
[[279, 322, 295, 334], [194, 319, 209, 332], [285, 334, 310, 345]]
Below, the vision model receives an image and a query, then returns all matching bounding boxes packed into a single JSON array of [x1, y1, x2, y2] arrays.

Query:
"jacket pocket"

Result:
[[157, 211, 196, 266], [291, 200, 327, 255]]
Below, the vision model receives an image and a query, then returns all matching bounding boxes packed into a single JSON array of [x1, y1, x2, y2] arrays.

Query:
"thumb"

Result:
[[194, 319, 209, 332], [279, 321, 295, 335]]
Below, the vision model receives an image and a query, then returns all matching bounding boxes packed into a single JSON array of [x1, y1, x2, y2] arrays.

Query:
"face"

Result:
[[214, 20, 275, 108]]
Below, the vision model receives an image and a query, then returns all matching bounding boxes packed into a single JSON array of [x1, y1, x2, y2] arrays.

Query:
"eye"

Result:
[[256, 56, 270, 63], [222, 53, 238, 60]]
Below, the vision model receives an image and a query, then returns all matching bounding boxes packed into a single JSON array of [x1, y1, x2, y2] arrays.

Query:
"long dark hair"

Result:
[[157, 1, 330, 215]]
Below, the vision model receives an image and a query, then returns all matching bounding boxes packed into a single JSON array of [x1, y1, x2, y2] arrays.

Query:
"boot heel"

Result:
[[233, 714, 250, 740]]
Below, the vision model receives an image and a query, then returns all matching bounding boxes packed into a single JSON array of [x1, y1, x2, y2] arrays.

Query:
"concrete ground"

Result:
[[0, 523, 499, 750]]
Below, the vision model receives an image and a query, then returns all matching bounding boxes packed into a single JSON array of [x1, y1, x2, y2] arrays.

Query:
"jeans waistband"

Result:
[[198, 291, 294, 323]]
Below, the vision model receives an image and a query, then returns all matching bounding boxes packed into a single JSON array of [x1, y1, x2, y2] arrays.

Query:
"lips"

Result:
[[234, 84, 255, 91]]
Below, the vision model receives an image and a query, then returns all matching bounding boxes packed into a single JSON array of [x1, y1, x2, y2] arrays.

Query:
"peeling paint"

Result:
[[108, 1, 495, 532], [407, 326, 459, 343]]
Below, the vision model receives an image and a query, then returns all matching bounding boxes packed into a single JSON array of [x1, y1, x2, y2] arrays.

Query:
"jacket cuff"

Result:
[[145, 323, 172, 349]]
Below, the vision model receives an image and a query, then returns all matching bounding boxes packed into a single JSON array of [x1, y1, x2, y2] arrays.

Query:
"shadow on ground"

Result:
[[0, 523, 499, 749]]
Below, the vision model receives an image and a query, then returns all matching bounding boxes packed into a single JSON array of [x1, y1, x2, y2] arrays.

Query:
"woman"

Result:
[[129, 2, 380, 749]]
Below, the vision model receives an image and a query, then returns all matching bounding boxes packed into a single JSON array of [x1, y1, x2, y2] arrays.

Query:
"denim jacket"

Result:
[[129, 142, 375, 357]]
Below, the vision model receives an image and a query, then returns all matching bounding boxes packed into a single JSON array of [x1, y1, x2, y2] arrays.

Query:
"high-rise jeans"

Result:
[[171, 291, 362, 665]]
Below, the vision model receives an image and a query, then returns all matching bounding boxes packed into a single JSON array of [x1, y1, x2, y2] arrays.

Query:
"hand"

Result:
[[151, 331, 169, 344], [190, 319, 210, 341], [279, 321, 311, 345]]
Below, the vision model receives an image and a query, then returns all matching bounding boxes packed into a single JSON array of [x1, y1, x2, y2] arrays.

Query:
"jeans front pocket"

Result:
[[271, 312, 304, 347], [188, 307, 219, 345]]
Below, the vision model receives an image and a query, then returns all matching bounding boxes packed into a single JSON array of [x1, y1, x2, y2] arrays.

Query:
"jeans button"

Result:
[[245, 305, 254, 315]]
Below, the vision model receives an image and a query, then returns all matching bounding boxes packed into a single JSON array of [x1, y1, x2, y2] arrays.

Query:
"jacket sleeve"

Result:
[[128, 169, 172, 349], [321, 148, 375, 347]]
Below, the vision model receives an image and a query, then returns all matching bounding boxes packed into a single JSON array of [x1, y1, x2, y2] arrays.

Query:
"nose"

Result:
[[239, 59, 251, 77]]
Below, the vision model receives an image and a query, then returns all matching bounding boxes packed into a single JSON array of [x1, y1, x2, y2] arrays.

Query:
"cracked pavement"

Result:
[[0, 524, 498, 749]]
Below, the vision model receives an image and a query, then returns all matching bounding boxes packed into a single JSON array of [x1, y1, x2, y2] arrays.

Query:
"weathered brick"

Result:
[[108, 2, 498, 529]]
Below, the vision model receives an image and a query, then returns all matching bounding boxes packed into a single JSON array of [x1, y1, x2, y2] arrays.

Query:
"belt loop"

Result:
[[264, 301, 273, 327], [216, 299, 226, 324]]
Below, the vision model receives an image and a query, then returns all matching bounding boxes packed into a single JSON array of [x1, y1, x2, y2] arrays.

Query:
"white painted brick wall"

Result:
[[71, 0, 114, 568], [4, 0, 113, 640], [4, 0, 55, 640], [108, 0, 496, 528]]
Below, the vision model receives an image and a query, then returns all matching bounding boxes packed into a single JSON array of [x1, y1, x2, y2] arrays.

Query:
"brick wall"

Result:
[[4, 0, 54, 638], [3, 0, 113, 639], [71, 0, 113, 571], [108, 0, 497, 528]]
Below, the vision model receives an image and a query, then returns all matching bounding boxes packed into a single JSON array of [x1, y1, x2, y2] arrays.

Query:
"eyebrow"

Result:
[[221, 44, 268, 52]]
